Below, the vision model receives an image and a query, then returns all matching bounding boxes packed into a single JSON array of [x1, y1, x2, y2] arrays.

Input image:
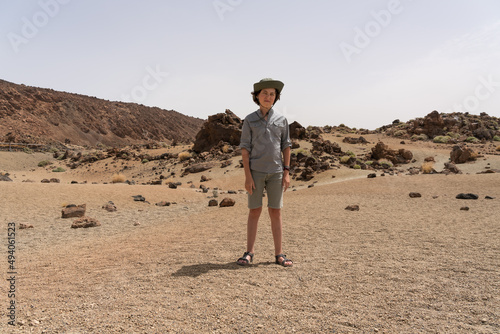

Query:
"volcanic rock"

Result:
[[444, 162, 461, 174], [184, 163, 214, 175], [132, 195, 146, 202], [456, 193, 479, 200], [370, 142, 413, 165], [450, 145, 477, 164], [343, 136, 369, 144], [0, 173, 13, 182], [102, 201, 117, 212], [345, 205, 360, 211], [192, 110, 242, 153], [219, 198, 236, 207], [62, 204, 86, 218], [71, 216, 101, 228], [290, 121, 307, 140]]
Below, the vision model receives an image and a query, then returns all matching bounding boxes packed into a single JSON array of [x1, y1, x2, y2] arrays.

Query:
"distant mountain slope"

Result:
[[0, 79, 204, 147]]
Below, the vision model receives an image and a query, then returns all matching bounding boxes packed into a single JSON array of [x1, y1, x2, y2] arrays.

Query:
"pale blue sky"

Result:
[[1, 0, 499, 129]]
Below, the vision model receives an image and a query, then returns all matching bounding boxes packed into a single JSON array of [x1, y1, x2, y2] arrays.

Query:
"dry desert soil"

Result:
[[0, 135, 499, 333]]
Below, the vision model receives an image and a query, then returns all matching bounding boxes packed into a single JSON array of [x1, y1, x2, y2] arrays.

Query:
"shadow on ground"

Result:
[[172, 262, 273, 277]]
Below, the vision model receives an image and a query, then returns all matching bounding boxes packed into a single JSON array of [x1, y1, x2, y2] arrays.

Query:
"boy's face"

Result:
[[257, 88, 276, 109]]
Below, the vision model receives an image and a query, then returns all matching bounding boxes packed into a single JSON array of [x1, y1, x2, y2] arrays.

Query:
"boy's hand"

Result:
[[282, 171, 290, 192], [245, 177, 255, 195]]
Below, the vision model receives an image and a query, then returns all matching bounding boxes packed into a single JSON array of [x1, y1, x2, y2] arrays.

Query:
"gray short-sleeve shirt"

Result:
[[239, 108, 292, 174]]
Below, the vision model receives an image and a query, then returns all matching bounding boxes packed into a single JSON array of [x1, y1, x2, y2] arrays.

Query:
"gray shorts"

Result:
[[248, 170, 283, 209]]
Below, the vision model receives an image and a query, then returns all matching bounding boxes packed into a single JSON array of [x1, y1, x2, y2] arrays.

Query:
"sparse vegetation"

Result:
[[340, 155, 351, 164], [411, 134, 428, 141], [353, 164, 361, 169], [178, 151, 192, 162], [465, 136, 479, 143], [111, 173, 126, 183], [378, 159, 393, 168], [493, 135, 500, 141], [421, 162, 434, 174], [293, 148, 310, 157], [141, 159, 149, 164], [38, 160, 51, 167], [23, 147, 34, 154], [433, 136, 452, 144], [346, 151, 355, 157], [393, 130, 407, 137], [222, 144, 230, 153], [52, 167, 66, 172]]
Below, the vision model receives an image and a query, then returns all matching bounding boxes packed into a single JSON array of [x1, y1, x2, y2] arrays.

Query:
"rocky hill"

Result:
[[0, 79, 204, 147]]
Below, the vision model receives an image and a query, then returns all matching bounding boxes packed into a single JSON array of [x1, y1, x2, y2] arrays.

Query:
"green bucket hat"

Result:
[[253, 78, 284, 94]]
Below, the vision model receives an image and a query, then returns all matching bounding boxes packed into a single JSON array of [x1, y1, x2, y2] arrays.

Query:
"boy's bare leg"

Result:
[[269, 207, 292, 265], [237, 207, 262, 264]]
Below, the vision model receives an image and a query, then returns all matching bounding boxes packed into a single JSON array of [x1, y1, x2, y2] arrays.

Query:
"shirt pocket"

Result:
[[249, 119, 266, 138], [270, 119, 284, 138]]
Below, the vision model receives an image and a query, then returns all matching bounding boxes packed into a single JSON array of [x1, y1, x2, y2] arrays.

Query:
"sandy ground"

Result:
[[0, 137, 499, 333]]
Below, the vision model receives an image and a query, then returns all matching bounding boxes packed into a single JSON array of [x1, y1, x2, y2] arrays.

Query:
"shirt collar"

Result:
[[256, 108, 274, 121]]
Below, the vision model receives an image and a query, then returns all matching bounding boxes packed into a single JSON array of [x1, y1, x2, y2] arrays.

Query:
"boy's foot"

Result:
[[275, 254, 293, 267], [236, 252, 254, 266]]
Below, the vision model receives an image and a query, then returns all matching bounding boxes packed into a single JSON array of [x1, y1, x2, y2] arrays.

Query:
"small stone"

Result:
[[62, 204, 86, 218], [409, 192, 422, 198], [156, 201, 171, 207], [485, 196, 495, 200], [460, 206, 470, 211], [132, 195, 146, 202], [19, 223, 34, 229], [71, 216, 101, 228], [345, 205, 359, 211], [102, 201, 117, 212], [367, 173, 376, 178], [456, 193, 478, 200], [208, 199, 218, 207], [133, 222, 141, 226], [219, 198, 235, 207]]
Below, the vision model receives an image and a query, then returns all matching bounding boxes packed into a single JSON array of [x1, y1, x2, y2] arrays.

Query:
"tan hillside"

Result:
[[0, 79, 204, 147]]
